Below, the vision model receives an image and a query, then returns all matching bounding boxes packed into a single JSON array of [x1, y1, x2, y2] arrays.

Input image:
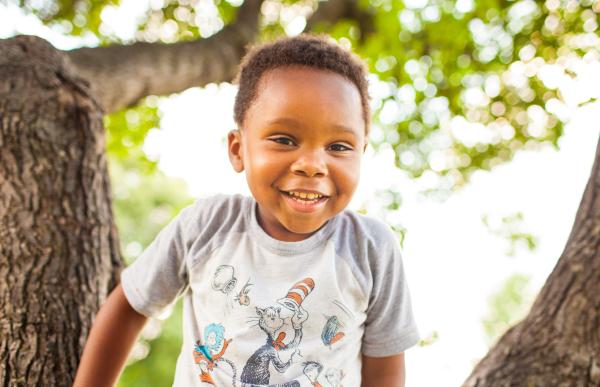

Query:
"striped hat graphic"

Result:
[[278, 278, 315, 311]]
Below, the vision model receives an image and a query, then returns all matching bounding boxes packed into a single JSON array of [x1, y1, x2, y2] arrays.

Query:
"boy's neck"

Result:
[[255, 204, 327, 242]]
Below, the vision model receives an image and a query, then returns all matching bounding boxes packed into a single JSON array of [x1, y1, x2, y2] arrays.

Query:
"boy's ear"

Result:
[[227, 129, 244, 173]]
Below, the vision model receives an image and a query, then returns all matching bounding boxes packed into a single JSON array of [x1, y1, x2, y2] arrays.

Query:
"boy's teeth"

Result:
[[288, 191, 322, 200]]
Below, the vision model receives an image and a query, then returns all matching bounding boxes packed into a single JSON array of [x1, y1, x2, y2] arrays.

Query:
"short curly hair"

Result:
[[233, 34, 371, 133]]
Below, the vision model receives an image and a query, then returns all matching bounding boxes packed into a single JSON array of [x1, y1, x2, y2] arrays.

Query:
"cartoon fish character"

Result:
[[321, 315, 345, 347], [234, 278, 253, 306]]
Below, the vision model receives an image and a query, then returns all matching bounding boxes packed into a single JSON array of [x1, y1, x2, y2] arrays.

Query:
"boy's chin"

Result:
[[282, 218, 329, 237]]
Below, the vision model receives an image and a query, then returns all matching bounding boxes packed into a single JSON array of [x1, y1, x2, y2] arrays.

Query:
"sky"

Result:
[[2, 2, 600, 385]]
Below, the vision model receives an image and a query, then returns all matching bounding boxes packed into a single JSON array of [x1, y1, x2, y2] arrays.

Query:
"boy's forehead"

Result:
[[257, 65, 353, 93], [246, 66, 366, 136], [265, 116, 360, 137]]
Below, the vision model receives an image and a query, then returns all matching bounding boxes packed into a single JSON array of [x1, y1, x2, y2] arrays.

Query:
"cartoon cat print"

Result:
[[241, 278, 315, 387], [240, 306, 303, 386]]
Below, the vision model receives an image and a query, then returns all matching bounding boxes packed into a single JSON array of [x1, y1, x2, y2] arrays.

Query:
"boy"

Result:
[[74, 34, 419, 387]]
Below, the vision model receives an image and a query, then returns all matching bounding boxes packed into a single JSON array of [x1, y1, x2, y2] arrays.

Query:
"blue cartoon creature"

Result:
[[193, 323, 237, 385]]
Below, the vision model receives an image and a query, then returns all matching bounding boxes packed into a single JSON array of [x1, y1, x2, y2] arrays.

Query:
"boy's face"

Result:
[[228, 66, 366, 242]]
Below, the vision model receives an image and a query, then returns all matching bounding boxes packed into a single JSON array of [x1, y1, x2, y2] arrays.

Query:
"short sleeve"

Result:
[[362, 237, 420, 357], [120, 202, 196, 318]]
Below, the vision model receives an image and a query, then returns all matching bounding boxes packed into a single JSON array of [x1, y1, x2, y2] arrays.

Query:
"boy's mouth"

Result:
[[287, 190, 324, 199], [280, 190, 329, 206]]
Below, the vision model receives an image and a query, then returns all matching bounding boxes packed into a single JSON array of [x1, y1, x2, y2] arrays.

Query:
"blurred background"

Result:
[[2, 0, 599, 385]]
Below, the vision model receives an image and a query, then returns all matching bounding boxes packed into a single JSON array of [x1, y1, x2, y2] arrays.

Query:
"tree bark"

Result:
[[0, 35, 122, 386], [464, 135, 600, 386]]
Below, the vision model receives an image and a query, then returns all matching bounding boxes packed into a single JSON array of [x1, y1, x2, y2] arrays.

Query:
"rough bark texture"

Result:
[[464, 135, 600, 386], [0, 35, 122, 386], [66, 0, 263, 114]]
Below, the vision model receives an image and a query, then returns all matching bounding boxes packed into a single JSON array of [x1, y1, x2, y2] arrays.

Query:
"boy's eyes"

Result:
[[270, 137, 295, 146], [328, 143, 352, 152], [268, 137, 353, 152]]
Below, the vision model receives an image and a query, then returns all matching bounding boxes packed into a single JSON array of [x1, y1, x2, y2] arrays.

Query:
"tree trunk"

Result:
[[0, 2, 266, 383], [0, 35, 122, 386], [464, 135, 600, 386]]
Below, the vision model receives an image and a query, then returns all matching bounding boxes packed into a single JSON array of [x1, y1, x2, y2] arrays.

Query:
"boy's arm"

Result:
[[73, 283, 148, 387], [361, 353, 406, 387]]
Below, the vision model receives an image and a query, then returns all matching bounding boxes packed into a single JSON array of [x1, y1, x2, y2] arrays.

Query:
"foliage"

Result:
[[481, 211, 538, 256], [109, 168, 189, 386], [109, 156, 193, 263], [357, 188, 407, 247], [418, 330, 439, 347], [105, 102, 191, 386], [16, 0, 117, 40], [315, 0, 598, 199], [482, 273, 533, 345], [104, 96, 162, 177], [105, 94, 193, 261]]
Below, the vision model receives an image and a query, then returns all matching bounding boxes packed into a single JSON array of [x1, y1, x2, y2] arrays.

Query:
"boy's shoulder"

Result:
[[332, 210, 406, 301], [335, 208, 399, 249], [175, 193, 251, 240]]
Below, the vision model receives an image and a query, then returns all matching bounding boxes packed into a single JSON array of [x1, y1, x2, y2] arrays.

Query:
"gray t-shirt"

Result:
[[121, 194, 419, 387]]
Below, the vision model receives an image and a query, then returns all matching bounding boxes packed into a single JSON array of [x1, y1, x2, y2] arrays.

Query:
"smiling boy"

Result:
[[74, 34, 419, 387], [228, 65, 364, 241]]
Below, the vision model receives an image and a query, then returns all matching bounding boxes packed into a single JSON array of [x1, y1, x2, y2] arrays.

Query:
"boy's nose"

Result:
[[291, 151, 327, 177]]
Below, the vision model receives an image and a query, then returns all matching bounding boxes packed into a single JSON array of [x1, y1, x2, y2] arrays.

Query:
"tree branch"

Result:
[[65, 0, 263, 114], [64, 0, 372, 114]]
